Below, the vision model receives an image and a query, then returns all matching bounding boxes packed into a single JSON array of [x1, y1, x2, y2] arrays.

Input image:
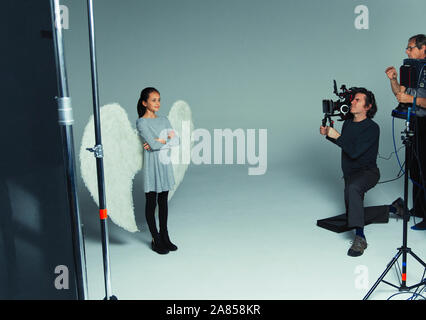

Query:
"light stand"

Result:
[[85, 0, 116, 300], [49, 0, 88, 300], [363, 99, 426, 300]]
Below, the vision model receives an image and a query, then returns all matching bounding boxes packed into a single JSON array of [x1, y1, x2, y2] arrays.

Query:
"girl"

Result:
[[136, 87, 179, 254]]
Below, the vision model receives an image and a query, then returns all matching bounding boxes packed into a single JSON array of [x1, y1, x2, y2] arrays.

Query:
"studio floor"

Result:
[[80, 163, 426, 300]]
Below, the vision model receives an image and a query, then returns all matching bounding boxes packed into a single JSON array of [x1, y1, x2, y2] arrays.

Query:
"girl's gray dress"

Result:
[[136, 116, 179, 193]]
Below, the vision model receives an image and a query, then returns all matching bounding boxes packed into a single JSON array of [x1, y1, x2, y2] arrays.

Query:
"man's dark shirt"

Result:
[[327, 117, 380, 178], [405, 59, 426, 116]]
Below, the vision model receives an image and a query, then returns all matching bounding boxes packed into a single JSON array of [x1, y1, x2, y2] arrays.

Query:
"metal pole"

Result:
[[401, 107, 414, 290], [86, 0, 114, 300], [49, 0, 88, 300], [400, 134, 409, 289]]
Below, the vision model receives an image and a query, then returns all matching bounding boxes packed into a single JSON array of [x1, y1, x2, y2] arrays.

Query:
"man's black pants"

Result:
[[344, 167, 389, 228], [411, 116, 426, 219]]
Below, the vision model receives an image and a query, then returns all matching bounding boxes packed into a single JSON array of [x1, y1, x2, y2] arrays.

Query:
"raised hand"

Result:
[[385, 66, 397, 80]]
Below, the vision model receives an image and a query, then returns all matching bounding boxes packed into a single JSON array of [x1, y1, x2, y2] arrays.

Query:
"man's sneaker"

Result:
[[347, 235, 368, 257], [391, 197, 404, 219]]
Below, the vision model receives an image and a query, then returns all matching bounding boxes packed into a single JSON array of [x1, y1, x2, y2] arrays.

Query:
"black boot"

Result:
[[151, 233, 169, 254], [161, 230, 178, 251]]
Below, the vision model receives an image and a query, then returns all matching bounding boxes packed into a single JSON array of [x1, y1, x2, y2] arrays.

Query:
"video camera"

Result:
[[322, 80, 357, 127], [392, 58, 426, 119]]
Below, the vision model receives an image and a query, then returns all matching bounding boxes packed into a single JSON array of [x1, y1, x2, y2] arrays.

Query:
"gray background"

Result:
[[62, 0, 425, 170], [60, 0, 426, 299]]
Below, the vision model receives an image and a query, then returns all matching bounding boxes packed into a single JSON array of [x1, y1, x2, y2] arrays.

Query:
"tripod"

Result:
[[363, 110, 426, 300]]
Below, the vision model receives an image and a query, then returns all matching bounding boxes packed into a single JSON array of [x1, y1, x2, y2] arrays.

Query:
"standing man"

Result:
[[385, 34, 426, 230], [320, 88, 392, 257]]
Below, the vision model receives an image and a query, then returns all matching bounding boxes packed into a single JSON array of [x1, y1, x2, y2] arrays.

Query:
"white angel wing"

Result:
[[79, 103, 142, 232], [79, 100, 193, 233], [167, 100, 194, 200]]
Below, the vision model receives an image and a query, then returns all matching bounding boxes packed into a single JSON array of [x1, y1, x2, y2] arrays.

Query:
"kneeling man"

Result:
[[320, 88, 401, 257]]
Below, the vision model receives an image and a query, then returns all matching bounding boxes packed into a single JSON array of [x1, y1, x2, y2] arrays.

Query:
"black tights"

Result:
[[145, 191, 169, 237]]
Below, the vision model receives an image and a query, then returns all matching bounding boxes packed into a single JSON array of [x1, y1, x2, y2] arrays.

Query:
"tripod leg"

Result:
[[408, 250, 426, 269], [363, 250, 403, 300]]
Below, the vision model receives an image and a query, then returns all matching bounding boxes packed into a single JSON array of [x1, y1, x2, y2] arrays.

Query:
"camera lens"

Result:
[[340, 104, 349, 115]]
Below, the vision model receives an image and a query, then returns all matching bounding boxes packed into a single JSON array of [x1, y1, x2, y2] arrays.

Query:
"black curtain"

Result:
[[0, 0, 79, 299]]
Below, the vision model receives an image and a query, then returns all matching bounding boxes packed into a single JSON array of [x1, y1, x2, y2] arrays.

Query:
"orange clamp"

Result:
[[100, 209, 108, 220]]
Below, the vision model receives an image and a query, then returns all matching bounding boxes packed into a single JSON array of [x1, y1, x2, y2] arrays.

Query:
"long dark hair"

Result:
[[137, 87, 160, 118]]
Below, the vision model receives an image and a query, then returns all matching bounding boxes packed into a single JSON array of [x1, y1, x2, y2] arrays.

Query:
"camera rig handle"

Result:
[[322, 114, 334, 128]]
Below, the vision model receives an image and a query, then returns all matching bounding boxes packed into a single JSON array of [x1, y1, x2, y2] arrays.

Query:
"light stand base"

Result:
[[363, 116, 426, 300], [363, 247, 426, 300]]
